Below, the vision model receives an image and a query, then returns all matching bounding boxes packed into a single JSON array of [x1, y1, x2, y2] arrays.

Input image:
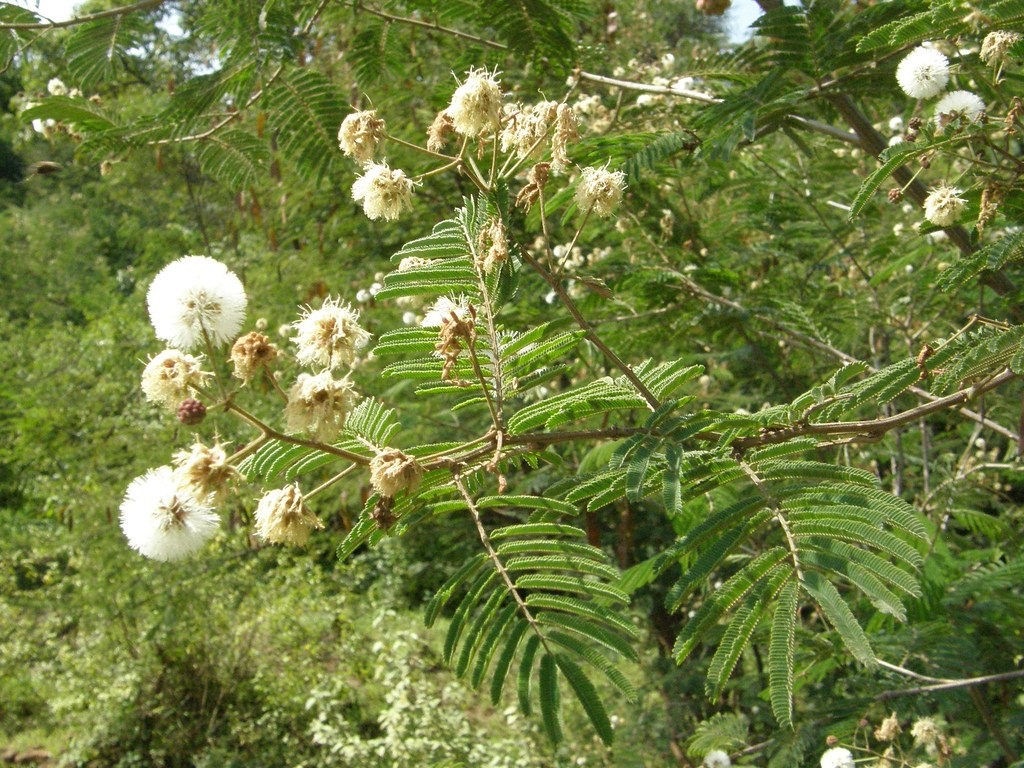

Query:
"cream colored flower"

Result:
[[910, 718, 941, 749], [369, 449, 423, 497], [230, 331, 279, 382], [254, 484, 322, 545], [575, 165, 627, 217], [351, 162, 414, 221], [172, 441, 240, 505], [923, 183, 966, 227], [550, 103, 579, 173], [980, 30, 1021, 67], [874, 712, 901, 742], [500, 101, 558, 159], [449, 67, 503, 137], [284, 371, 359, 441], [475, 217, 508, 274], [291, 297, 370, 371], [427, 109, 455, 152], [338, 110, 386, 164], [140, 349, 212, 408]]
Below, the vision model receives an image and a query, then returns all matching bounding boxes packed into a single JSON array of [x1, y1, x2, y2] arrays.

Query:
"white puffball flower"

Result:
[[888, 116, 904, 134], [119, 466, 220, 561], [47, 77, 67, 96], [895, 45, 950, 99], [703, 750, 731, 768], [448, 67, 503, 137], [140, 348, 212, 408], [421, 296, 471, 328], [284, 371, 360, 441], [933, 90, 985, 126], [147, 256, 247, 350], [575, 165, 627, 218], [923, 183, 967, 227], [292, 296, 371, 371], [820, 747, 855, 768], [351, 161, 414, 221]]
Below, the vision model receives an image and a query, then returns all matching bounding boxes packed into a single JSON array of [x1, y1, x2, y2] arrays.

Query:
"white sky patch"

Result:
[[6, 0, 80, 22]]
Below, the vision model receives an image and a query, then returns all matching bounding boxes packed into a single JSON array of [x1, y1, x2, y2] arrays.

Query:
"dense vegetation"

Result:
[[2, 0, 1023, 766]]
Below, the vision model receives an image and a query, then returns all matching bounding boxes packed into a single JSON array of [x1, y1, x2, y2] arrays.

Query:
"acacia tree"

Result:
[[5, 0, 1024, 764]]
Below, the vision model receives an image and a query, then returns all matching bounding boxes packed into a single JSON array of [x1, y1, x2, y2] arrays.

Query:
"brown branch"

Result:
[[875, 668, 1024, 701], [224, 401, 371, 466], [733, 369, 1017, 451], [0, 0, 166, 29]]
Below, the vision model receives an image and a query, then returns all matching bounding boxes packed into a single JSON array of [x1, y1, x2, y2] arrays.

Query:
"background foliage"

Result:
[[2, 0, 1023, 766]]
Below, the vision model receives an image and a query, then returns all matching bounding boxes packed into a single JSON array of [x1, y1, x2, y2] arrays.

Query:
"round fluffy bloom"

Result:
[[284, 371, 359, 441], [147, 256, 247, 350], [370, 449, 424, 497], [575, 165, 627, 217], [923, 183, 967, 226], [896, 45, 950, 99], [47, 77, 67, 96], [254, 484, 322, 545], [820, 747, 855, 768], [172, 441, 240, 505], [140, 349, 212, 408], [351, 162, 414, 221], [703, 750, 731, 768], [421, 296, 471, 328], [933, 90, 985, 126], [980, 30, 1022, 67], [119, 466, 220, 561], [338, 110, 387, 164], [291, 297, 371, 370], [448, 67, 503, 137], [230, 331, 279, 382]]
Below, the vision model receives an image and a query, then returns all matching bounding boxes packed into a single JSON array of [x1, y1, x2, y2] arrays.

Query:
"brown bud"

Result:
[[888, 188, 902, 203], [177, 398, 206, 426]]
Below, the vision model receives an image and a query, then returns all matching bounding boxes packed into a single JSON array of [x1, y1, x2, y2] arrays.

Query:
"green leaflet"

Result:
[[427, 521, 635, 743], [769, 581, 799, 729], [801, 572, 876, 666]]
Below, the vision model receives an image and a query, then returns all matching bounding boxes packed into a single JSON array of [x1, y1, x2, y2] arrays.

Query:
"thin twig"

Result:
[[224, 400, 370, 465], [355, 4, 508, 51]]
